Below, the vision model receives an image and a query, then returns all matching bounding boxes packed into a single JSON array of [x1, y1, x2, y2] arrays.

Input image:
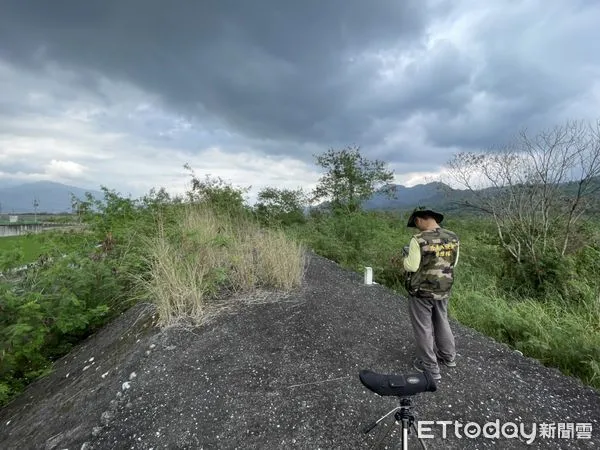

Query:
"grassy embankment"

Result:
[[0, 197, 306, 406], [2, 189, 598, 407]]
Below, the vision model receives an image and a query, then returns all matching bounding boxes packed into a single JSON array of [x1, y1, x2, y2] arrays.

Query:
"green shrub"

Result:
[[0, 252, 118, 405], [0, 189, 155, 406]]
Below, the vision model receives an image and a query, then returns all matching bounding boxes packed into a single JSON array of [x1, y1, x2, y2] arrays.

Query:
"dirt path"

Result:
[[1, 253, 598, 449]]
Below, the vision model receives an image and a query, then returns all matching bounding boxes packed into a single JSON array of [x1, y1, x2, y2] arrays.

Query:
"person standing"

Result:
[[402, 208, 460, 380]]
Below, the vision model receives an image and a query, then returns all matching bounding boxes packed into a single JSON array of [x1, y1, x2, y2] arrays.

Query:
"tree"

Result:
[[254, 187, 308, 226], [445, 120, 600, 283], [184, 163, 250, 214], [311, 145, 395, 213], [71, 194, 92, 223]]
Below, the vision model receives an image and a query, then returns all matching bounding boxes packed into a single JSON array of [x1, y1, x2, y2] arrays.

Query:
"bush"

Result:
[[0, 245, 129, 405], [254, 187, 307, 227], [497, 237, 600, 307], [0, 189, 156, 406]]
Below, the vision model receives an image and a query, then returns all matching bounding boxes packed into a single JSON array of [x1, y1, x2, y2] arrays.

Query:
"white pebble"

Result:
[[83, 365, 90, 371], [89, 357, 94, 362], [122, 381, 131, 390], [101, 371, 109, 378], [129, 372, 137, 380]]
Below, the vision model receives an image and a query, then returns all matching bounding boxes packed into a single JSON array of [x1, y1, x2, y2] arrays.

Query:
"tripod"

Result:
[[359, 369, 436, 450], [363, 396, 427, 450]]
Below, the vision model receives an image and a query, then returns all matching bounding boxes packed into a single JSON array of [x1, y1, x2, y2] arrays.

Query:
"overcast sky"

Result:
[[1, 0, 600, 202]]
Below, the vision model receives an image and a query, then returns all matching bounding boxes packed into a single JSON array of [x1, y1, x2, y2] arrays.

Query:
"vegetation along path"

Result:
[[1, 253, 598, 449]]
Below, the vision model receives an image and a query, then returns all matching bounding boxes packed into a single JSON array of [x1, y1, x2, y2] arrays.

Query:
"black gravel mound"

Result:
[[1, 253, 599, 449]]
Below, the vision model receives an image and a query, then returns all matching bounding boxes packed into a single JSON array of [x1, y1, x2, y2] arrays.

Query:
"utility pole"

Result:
[[33, 197, 39, 223]]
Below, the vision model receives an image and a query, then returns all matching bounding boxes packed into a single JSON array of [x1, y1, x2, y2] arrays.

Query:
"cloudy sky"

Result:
[[1, 0, 600, 202]]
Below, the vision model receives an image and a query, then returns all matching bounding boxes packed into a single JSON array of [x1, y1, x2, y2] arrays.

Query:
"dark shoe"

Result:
[[436, 355, 457, 367], [439, 359, 456, 367], [413, 358, 441, 380]]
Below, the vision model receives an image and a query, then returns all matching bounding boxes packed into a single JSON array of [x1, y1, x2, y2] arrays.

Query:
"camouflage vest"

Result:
[[405, 228, 459, 300]]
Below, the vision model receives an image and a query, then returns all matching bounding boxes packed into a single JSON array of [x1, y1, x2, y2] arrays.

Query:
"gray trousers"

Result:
[[408, 296, 456, 375]]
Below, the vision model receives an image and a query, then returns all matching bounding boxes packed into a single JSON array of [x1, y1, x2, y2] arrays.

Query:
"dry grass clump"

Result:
[[139, 205, 306, 326]]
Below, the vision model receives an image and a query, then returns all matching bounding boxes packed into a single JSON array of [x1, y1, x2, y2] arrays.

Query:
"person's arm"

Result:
[[403, 237, 421, 272], [454, 243, 460, 267]]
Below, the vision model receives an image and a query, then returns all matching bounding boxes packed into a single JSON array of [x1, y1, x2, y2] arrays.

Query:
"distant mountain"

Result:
[[362, 182, 461, 212], [361, 176, 600, 214], [0, 181, 104, 214]]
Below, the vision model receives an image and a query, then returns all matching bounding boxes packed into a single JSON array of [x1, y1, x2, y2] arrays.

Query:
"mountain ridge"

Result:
[[0, 181, 104, 214], [363, 181, 454, 211], [3, 176, 599, 215]]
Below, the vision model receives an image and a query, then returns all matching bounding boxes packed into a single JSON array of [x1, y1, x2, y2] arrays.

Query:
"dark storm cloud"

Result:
[[0, 0, 429, 149], [2, 0, 600, 168], [419, 1, 600, 150]]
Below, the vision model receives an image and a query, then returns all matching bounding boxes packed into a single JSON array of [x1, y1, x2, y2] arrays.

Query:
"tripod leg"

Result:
[[411, 422, 428, 450]]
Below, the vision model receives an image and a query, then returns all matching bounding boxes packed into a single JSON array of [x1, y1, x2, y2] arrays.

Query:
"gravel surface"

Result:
[[1, 252, 599, 449]]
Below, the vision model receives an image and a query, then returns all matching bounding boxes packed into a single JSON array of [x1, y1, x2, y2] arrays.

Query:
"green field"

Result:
[[0, 229, 94, 269], [0, 234, 47, 265]]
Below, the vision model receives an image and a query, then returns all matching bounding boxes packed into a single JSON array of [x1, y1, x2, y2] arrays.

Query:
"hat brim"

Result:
[[406, 210, 444, 227]]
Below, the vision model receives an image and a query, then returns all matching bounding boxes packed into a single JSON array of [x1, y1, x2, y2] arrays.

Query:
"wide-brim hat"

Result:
[[406, 208, 444, 227]]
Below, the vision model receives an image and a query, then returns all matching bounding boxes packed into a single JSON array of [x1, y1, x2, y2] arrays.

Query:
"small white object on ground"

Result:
[[122, 381, 131, 390], [364, 267, 373, 285]]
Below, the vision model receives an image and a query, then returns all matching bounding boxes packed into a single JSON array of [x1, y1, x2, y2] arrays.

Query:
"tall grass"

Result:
[[449, 229, 600, 387], [138, 205, 306, 327]]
